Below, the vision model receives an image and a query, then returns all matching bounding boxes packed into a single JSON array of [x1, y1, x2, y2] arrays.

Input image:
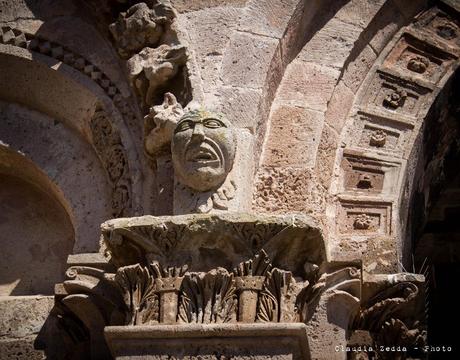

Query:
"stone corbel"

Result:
[[143, 97, 254, 214], [352, 273, 426, 360], [109, 2, 188, 110]]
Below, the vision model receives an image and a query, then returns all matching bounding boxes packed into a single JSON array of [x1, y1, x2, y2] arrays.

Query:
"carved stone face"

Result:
[[171, 109, 236, 192]]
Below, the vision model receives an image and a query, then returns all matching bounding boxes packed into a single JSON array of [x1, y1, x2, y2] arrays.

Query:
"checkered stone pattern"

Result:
[[1, 26, 122, 100], [0, 26, 27, 47], [1, 25, 141, 210]]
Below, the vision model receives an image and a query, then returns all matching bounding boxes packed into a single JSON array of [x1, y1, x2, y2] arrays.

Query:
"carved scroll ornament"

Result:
[[353, 280, 427, 360]]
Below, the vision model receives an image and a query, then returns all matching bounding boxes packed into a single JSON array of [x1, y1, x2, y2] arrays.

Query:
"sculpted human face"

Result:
[[171, 110, 236, 192]]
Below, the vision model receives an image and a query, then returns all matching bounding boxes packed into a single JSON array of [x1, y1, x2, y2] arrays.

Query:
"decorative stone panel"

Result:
[[414, 6, 460, 47], [350, 112, 414, 157], [90, 106, 132, 217], [383, 33, 457, 84], [340, 151, 401, 197], [337, 199, 392, 236], [360, 70, 432, 119]]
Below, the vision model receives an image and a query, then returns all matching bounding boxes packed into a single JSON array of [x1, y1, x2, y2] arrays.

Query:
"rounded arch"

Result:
[[252, 0, 460, 275], [0, 144, 75, 295], [0, 17, 152, 249], [325, 1, 460, 272]]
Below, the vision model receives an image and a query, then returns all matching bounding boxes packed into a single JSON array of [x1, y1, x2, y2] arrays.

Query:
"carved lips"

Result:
[[185, 142, 220, 166]]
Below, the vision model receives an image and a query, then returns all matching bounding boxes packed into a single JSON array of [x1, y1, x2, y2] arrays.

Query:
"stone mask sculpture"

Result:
[[171, 109, 236, 192]]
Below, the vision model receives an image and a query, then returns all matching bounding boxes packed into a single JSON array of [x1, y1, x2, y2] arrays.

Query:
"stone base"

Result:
[[0, 337, 45, 360], [104, 323, 311, 360]]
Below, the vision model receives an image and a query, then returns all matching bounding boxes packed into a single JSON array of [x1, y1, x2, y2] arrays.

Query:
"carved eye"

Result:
[[203, 118, 225, 129], [175, 120, 194, 133]]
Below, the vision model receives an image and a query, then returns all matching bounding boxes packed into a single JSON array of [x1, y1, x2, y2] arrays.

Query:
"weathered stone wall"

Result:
[[1, 0, 459, 359]]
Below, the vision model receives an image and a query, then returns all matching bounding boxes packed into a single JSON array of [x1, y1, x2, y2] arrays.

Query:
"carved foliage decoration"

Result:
[[115, 264, 158, 325], [232, 222, 285, 253], [178, 268, 237, 324], [127, 223, 187, 258], [353, 281, 426, 360], [90, 106, 131, 217], [60, 251, 336, 327], [257, 269, 302, 323], [59, 251, 368, 353]]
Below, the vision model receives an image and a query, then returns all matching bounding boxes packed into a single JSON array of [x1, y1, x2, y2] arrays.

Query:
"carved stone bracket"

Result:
[[109, 1, 188, 111], [352, 274, 426, 360]]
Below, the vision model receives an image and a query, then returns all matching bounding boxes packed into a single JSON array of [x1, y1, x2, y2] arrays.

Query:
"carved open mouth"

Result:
[[186, 146, 219, 164]]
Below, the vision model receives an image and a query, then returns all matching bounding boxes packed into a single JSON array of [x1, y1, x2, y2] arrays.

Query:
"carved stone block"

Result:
[[338, 200, 392, 236], [102, 213, 326, 277], [90, 106, 132, 217], [340, 151, 401, 196], [173, 129, 254, 214], [126, 44, 187, 107], [354, 273, 426, 360], [360, 70, 431, 118], [104, 323, 311, 360], [109, 2, 175, 59], [342, 156, 384, 194], [383, 33, 457, 84], [414, 7, 460, 47], [350, 112, 414, 157]]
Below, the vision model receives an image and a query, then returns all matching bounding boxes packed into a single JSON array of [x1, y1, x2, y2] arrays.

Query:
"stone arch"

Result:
[[252, 0, 460, 274], [0, 144, 75, 295], [0, 10, 156, 249], [174, 0, 357, 154], [253, 0, 417, 214], [324, 1, 460, 272]]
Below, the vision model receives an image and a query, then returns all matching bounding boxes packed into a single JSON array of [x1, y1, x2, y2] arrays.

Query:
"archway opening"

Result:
[[0, 174, 75, 295], [0, 146, 75, 295], [405, 68, 460, 358]]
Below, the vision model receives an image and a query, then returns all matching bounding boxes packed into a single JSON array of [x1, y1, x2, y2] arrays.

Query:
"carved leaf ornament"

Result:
[[62, 251, 348, 327]]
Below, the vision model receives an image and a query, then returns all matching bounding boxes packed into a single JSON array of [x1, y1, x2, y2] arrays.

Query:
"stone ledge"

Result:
[[0, 336, 44, 360], [0, 296, 53, 338], [105, 323, 311, 360], [101, 212, 326, 276]]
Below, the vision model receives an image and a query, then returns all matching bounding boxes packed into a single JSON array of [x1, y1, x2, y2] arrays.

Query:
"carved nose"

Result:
[[192, 123, 205, 139]]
